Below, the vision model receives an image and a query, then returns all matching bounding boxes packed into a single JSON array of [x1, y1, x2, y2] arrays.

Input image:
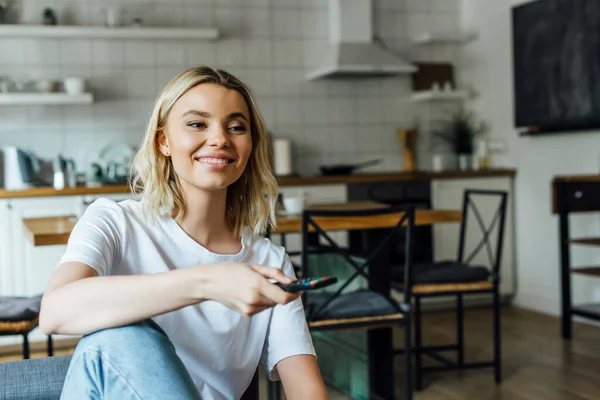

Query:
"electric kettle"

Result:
[[1, 146, 41, 190]]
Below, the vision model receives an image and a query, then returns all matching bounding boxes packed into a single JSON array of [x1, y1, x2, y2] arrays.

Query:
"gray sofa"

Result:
[[0, 356, 260, 400], [0, 356, 72, 400]]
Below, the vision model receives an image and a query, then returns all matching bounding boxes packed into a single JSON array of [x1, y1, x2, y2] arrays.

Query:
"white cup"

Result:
[[282, 196, 305, 215], [105, 7, 120, 27], [64, 77, 85, 94], [432, 154, 444, 171]]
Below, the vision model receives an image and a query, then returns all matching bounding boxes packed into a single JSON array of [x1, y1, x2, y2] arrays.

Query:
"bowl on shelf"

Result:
[[35, 79, 58, 93]]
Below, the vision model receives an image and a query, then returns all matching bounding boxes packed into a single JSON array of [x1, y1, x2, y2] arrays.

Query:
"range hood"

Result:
[[306, 0, 417, 80]]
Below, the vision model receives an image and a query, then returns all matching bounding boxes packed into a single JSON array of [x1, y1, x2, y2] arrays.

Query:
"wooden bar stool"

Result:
[[0, 295, 54, 359]]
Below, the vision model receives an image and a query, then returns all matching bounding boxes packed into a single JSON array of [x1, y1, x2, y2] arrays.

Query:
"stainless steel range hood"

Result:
[[306, 0, 417, 80]]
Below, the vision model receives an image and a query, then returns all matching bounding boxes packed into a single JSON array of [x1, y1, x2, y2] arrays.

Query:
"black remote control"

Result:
[[276, 276, 338, 293]]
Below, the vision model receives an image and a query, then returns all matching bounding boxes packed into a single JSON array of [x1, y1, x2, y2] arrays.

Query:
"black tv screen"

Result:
[[512, 0, 600, 135]]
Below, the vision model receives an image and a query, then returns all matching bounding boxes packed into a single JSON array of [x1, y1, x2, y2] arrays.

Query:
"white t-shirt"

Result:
[[59, 198, 316, 400]]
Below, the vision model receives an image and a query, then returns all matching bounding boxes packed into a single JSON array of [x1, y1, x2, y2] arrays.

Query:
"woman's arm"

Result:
[[277, 355, 328, 400], [40, 261, 298, 336]]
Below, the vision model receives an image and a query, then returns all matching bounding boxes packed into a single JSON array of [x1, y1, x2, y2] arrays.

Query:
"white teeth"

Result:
[[198, 158, 230, 164]]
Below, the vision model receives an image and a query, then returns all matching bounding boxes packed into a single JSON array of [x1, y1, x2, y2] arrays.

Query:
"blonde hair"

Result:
[[130, 65, 278, 237]]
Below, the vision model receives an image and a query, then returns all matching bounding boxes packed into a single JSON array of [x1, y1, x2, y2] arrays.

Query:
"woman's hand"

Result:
[[197, 263, 301, 316]]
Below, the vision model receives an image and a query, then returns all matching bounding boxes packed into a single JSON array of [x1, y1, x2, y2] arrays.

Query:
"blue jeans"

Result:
[[60, 320, 201, 400]]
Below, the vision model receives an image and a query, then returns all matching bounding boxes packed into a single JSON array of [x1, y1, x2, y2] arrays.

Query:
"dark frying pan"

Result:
[[319, 159, 381, 176]]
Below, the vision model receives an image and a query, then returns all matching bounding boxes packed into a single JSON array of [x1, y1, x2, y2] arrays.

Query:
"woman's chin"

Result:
[[189, 175, 240, 192]]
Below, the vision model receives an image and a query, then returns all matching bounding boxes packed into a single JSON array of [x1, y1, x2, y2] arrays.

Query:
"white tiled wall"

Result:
[[0, 0, 460, 176]]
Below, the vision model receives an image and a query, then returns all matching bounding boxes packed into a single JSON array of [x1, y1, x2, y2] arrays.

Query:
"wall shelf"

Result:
[[0, 25, 219, 40], [570, 267, 600, 277], [568, 237, 600, 246], [413, 32, 477, 45], [0, 93, 94, 106], [411, 90, 470, 103]]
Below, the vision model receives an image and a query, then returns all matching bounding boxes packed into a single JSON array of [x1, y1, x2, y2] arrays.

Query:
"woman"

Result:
[[39, 66, 328, 400]]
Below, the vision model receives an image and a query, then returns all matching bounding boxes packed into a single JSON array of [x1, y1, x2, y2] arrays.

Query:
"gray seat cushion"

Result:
[[306, 289, 399, 320], [392, 261, 490, 284], [0, 295, 42, 321], [0, 355, 72, 400]]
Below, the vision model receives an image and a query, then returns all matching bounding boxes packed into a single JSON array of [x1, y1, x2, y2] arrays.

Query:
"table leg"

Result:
[[559, 211, 572, 339], [368, 328, 394, 399], [365, 229, 395, 398]]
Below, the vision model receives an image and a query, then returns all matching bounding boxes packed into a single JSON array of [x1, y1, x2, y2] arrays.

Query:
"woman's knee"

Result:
[[63, 320, 200, 399], [75, 319, 173, 357]]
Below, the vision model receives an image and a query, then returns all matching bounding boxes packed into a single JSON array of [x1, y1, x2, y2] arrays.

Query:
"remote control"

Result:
[[276, 276, 338, 293]]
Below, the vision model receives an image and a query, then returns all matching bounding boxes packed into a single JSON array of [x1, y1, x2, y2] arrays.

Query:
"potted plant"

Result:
[[0, 1, 16, 24], [431, 108, 487, 171]]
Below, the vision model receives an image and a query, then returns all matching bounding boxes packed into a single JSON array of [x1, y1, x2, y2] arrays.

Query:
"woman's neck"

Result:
[[177, 183, 239, 251]]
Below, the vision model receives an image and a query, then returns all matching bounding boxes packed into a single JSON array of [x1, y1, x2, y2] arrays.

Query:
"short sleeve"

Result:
[[58, 198, 125, 276], [261, 254, 316, 381]]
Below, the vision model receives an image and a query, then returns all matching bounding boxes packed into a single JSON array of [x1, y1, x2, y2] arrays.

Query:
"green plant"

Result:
[[431, 108, 488, 155]]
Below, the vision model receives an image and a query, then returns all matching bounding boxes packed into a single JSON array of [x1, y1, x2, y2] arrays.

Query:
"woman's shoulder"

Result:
[[82, 197, 142, 224]]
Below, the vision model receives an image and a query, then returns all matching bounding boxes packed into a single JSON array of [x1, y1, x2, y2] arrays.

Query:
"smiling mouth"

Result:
[[195, 157, 236, 165]]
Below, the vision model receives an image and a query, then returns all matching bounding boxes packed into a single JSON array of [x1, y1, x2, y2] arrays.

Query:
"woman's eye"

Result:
[[229, 125, 247, 133], [187, 121, 207, 129]]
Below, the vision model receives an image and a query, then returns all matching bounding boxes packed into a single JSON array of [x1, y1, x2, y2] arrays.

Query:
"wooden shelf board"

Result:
[[568, 238, 600, 246], [411, 90, 470, 103], [571, 267, 600, 277], [0, 25, 219, 40], [412, 32, 477, 45], [0, 93, 93, 105]]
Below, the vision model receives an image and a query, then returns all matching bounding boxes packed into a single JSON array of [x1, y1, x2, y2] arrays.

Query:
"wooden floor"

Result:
[[403, 306, 600, 400], [2, 306, 600, 399]]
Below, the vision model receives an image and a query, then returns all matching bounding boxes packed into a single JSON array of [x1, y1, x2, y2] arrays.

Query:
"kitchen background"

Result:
[[0, 0, 463, 176]]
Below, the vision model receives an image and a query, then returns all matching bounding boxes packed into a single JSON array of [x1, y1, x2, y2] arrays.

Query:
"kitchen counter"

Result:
[[278, 168, 516, 186], [0, 184, 131, 199], [0, 169, 516, 198]]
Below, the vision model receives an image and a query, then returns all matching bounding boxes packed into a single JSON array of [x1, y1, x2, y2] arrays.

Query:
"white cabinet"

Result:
[[4, 193, 136, 298], [0, 200, 13, 297], [0, 196, 79, 346], [5, 197, 80, 297], [431, 178, 516, 297]]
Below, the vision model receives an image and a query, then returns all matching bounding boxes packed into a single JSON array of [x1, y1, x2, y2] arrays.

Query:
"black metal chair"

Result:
[[392, 189, 508, 390], [297, 205, 416, 400]]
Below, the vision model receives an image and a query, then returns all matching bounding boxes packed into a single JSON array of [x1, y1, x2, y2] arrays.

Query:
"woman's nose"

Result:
[[206, 125, 230, 147]]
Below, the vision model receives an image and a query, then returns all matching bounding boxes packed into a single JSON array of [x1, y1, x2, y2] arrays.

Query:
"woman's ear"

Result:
[[157, 130, 171, 156]]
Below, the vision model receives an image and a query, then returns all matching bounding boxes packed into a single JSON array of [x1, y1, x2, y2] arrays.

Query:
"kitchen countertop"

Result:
[[0, 169, 516, 199], [278, 168, 516, 186]]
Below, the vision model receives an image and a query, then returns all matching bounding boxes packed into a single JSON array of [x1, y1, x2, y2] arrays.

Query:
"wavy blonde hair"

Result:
[[130, 65, 278, 237]]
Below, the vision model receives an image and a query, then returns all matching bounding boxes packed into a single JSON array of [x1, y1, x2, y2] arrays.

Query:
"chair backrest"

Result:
[[300, 205, 416, 321], [457, 190, 508, 280]]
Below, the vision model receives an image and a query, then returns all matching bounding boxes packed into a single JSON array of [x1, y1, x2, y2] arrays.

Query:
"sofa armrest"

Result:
[[0, 355, 71, 400]]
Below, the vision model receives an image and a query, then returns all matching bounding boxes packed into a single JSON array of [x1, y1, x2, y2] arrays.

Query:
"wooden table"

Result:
[[276, 202, 462, 234], [22, 201, 462, 246], [552, 174, 600, 339]]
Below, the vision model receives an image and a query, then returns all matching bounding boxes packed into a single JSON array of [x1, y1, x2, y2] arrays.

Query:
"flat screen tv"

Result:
[[512, 0, 600, 135]]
